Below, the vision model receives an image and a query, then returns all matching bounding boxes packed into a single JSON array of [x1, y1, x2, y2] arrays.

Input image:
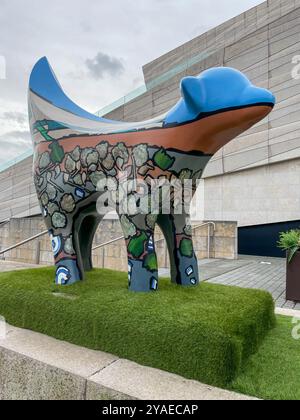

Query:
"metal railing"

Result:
[[91, 222, 216, 268], [0, 230, 48, 258], [0, 222, 216, 267], [193, 222, 216, 259], [0, 218, 11, 227], [92, 235, 125, 251]]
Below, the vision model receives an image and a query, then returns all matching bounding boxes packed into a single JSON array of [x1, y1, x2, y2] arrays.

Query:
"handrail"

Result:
[[0, 222, 216, 262], [92, 221, 216, 259], [0, 230, 48, 256], [0, 218, 11, 227], [195, 222, 216, 259], [193, 221, 216, 233], [154, 221, 215, 244], [92, 235, 125, 251]]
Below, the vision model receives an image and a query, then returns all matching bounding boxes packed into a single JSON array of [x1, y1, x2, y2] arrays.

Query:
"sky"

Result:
[[0, 0, 264, 164]]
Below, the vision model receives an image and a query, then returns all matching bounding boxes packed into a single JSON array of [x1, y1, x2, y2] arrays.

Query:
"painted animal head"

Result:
[[163, 67, 275, 153], [166, 67, 275, 123]]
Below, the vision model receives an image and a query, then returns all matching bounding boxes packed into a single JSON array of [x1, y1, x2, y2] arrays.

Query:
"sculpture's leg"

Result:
[[157, 214, 199, 287], [49, 227, 83, 286], [48, 203, 102, 285], [120, 214, 159, 292]]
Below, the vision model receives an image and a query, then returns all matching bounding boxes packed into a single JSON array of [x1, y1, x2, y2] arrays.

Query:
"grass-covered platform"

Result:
[[0, 267, 275, 388]]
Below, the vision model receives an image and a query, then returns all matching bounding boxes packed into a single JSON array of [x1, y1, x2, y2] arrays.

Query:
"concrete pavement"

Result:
[[160, 255, 298, 310]]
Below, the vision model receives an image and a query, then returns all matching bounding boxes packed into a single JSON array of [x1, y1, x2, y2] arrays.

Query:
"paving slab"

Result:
[[160, 255, 294, 308], [159, 258, 252, 281], [199, 258, 253, 281], [204, 255, 296, 309]]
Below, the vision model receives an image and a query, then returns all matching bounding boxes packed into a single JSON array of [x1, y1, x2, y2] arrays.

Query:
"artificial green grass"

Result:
[[231, 315, 300, 400], [0, 267, 275, 388]]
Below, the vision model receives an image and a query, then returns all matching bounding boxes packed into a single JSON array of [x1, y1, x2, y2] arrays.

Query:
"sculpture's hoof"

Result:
[[128, 260, 158, 292], [176, 260, 200, 287]]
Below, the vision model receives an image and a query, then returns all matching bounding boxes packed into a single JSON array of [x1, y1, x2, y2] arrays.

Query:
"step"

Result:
[[0, 325, 256, 401]]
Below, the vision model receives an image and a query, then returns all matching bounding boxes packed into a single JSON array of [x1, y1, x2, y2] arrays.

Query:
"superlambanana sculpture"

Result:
[[28, 57, 275, 291]]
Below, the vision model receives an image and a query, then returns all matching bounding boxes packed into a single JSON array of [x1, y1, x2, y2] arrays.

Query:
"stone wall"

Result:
[[0, 218, 237, 271], [143, 0, 299, 84], [155, 221, 238, 269], [203, 158, 300, 227]]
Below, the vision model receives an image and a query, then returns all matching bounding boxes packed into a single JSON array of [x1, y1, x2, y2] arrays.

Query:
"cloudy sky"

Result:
[[0, 0, 263, 164]]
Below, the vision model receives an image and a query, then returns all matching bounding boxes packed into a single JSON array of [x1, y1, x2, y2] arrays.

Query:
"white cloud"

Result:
[[0, 99, 30, 163], [86, 52, 125, 79]]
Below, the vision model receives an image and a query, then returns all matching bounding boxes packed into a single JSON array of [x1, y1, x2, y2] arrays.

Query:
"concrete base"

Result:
[[0, 326, 255, 400]]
